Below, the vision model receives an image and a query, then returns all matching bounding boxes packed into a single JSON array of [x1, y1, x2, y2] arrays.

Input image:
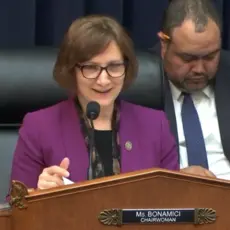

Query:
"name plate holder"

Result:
[[98, 208, 216, 226]]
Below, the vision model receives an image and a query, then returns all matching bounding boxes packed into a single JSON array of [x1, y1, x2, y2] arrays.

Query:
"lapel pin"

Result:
[[125, 141, 132, 151]]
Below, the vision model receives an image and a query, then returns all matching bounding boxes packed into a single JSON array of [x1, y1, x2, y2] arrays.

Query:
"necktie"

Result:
[[181, 93, 209, 168]]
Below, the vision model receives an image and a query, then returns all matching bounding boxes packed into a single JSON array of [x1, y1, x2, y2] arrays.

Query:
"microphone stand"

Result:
[[88, 117, 95, 180], [86, 101, 100, 180]]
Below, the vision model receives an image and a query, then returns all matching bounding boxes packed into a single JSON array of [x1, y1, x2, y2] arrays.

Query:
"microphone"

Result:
[[86, 101, 100, 120], [86, 101, 100, 180]]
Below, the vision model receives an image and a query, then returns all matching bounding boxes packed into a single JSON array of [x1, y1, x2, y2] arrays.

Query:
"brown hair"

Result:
[[53, 14, 138, 90]]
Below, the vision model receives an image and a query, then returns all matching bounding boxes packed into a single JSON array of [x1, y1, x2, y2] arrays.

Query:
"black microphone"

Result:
[[86, 101, 100, 180]]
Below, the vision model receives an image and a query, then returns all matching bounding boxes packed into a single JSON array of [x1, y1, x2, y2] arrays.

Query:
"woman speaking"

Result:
[[10, 15, 179, 190]]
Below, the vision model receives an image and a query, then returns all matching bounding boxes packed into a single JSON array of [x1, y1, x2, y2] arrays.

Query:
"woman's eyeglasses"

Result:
[[76, 62, 127, 79]]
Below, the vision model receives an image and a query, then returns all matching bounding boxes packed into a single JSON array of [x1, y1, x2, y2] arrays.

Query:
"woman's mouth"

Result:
[[92, 89, 112, 94]]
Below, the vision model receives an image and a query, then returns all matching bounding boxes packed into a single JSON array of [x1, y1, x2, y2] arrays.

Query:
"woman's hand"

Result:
[[37, 157, 70, 189]]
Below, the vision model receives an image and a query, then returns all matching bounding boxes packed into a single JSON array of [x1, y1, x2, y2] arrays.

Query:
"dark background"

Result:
[[1, 0, 229, 50]]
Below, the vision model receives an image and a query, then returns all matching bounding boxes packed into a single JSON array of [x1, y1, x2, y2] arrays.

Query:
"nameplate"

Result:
[[98, 208, 216, 226]]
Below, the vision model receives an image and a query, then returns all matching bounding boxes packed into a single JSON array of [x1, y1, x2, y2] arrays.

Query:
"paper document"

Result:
[[63, 177, 74, 185]]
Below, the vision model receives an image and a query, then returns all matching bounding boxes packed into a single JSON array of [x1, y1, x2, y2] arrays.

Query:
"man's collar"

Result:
[[169, 81, 181, 101], [202, 86, 213, 98], [169, 81, 214, 101]]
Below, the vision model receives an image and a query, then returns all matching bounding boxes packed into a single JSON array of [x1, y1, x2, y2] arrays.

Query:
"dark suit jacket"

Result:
[[151, 42, 230, 163]]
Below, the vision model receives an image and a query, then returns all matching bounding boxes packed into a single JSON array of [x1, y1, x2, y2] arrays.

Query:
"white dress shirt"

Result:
[[169, 81, 230, 180]]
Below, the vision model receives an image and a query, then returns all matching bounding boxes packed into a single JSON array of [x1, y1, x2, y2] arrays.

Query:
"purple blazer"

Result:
[[10, 99, 179, 189]]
